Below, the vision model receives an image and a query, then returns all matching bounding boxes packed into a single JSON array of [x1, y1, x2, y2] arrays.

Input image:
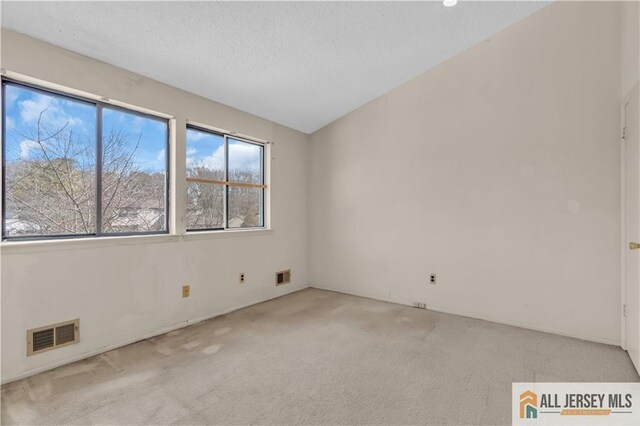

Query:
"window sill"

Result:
[[1, 233, 180, 254], [181, 228, 273, 241], [0, 228, 274, 254]]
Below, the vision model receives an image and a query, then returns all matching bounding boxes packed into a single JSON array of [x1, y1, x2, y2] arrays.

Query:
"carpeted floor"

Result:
[[1, 288, 638, 425]]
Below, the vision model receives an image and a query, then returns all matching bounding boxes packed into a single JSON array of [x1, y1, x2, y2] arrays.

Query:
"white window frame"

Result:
[[0, 70, 176, 243], [184, 120, 271, 234]]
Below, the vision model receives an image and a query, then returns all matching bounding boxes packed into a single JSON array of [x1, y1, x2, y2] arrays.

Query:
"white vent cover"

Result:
[[27, 319, 79, 356], [276, 270, 291, 286]]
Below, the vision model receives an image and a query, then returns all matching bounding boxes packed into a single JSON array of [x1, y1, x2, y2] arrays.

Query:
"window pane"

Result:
[[186, 182, 225, 229], [3, 83, 97, 238], [227, 186, 263, 228], [186, 128, 225, 230], [101, 108, 167, 234], [228, 138, 262, 184]]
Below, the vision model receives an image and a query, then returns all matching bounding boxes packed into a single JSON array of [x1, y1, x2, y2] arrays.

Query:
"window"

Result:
[[186, 126, 265, 231], [2, 80, 169, 240]]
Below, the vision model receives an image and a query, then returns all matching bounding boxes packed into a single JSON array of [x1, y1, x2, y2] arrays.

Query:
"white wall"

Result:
[[622, 0, 640, 97], [1, 1, 635, 384], [309, 2, 624, 345], [0, 29, 309, 383]]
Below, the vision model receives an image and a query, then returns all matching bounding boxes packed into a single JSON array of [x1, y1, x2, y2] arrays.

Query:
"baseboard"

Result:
[[311, 284, 622, 347], [1, 285, 310, 385]]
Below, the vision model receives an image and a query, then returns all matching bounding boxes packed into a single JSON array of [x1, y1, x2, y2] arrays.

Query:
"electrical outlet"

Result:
[[430, 274, 436, 285], [182, 285, 190, 298], [239, 273, 245, 284]]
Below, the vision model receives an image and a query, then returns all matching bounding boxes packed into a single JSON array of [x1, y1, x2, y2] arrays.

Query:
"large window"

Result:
[[2, 80, 169, 240], [186, 126, 265, 231]]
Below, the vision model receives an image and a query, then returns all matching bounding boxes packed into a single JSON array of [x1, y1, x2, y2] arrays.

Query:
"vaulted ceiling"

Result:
[[1, 1, 549, 133]]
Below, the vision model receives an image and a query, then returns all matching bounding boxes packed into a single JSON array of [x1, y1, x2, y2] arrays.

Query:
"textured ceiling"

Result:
[[1, 1, 548, 133]]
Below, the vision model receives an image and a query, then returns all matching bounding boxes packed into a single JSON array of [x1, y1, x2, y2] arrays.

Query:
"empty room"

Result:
[[1, 0, 639, 425]]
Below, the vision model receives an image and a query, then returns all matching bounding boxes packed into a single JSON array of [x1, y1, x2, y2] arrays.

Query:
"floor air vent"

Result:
[[27, 319, 79, 356], [276, 269, 291, 286]]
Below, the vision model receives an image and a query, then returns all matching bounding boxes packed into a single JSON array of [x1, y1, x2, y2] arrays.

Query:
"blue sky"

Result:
[[186, 128, 261, 177], [186, 128, 224, 172], [102, 107, 167, 172], [4, 83, 167, 173], [4, 83, 261, 177]]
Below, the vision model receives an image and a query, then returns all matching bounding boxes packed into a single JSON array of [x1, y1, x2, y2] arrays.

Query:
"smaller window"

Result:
[[186, 126, 266, 231]]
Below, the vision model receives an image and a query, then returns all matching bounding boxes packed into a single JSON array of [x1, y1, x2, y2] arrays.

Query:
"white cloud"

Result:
[[227, 142, 261, 172], [18, 93, 83, 132], [187, 142, 261, 174], [19, 140, 40, 159], [204, 143, 260, 171], [186, 130, 208, 142], [202, 145, 225, 171], [19, 94, 55, 124], [186, 148, 198, 167], [156, 149, 165, 163], [5, 116, 15, 130], [4, 86, 19, 106]]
